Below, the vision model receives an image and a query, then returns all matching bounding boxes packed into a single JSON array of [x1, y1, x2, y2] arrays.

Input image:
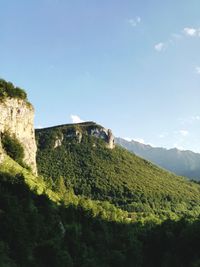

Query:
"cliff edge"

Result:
[[0, 80, 37, 174]]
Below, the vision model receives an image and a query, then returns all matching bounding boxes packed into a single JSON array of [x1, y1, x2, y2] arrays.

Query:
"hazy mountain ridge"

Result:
[[116, 138, 200, 181]]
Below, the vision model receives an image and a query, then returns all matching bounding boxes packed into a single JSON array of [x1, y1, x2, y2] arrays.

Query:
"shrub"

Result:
[[0, 79, 27, 101], [2, 132, 25, 165]]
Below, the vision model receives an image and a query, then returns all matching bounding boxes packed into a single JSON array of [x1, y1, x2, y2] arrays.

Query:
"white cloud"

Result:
[[70, 115, 85, 124], [179, 130, 189, 137], [179, 115, 200, 125], [171, 33, 182, 39], [134, 138, 145, 144], [173, 143, 184, 150], [128, 16, 141, 27], [158, 132, 168, 138], [36, 125, 43, 129], [124, 137, 133, 142], [192, 115, 200, 121], [153, 27, 200, 52], [154, 42, 166, 52], [183, 27, 200, 37], [195, 66, 200, 74]]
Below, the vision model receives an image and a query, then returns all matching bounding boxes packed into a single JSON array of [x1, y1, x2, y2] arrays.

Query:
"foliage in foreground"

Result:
[[0, 169, 200, 267], [2, 132, 25, 166]]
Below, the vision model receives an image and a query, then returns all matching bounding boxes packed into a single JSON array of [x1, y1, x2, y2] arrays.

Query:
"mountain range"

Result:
[[116, 138, 200, 181], [1, 79, 200, 266]]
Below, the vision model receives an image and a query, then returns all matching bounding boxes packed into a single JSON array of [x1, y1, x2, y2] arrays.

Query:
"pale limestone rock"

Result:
[[54, 134, 64, 148], [107, 129, 115, 149], [0, 98, 37, 174], [90, 127, 115, 149], [0, 143, 4, 164], [75, 130, 82, 143]]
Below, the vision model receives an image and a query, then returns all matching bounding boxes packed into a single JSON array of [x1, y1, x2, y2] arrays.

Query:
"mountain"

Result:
[[36, 122, 200, 219], [2, 79, 200, 266], [116, 138, 200, 181], [2, 154, 200, 267]]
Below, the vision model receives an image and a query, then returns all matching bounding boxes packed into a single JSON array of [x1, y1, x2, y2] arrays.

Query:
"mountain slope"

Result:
[[116, 138, 200, 181], [2, 79, 200, 267], [36, 123, 200, 219], [2, 156, 200, 267]]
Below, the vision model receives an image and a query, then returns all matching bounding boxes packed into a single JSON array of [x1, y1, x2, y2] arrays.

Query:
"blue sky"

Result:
[[1, 0, 200, 152]]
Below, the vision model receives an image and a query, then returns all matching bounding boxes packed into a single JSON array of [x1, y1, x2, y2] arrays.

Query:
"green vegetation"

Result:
[[2, 81, 200, 266], [1, 156, 200, 266], [1, 102, 200, 266], [0, 79, 27, 100], [2, 132, 25, 166], [36, 126, 200, 220]]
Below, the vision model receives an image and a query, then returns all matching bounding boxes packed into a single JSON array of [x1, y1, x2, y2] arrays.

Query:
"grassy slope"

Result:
[[0, 155, 130, 223], [36, 126, 200, 219], [1, 139, 200, 266], [2, 158, 200, 267]]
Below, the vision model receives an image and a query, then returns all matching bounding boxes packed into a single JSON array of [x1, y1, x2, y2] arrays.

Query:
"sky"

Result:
[[1, 0, 200, 152]]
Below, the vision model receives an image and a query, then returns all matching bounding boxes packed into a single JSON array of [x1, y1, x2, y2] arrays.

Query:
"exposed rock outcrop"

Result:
[[0, 98, 37, 174], [90, 127, 115, 149], [107, 129, 115, 149], [75, 130, 83, 144], [36, 121, 115, 150], [54, 134, 64, 148], [0, 143, 4, 163]]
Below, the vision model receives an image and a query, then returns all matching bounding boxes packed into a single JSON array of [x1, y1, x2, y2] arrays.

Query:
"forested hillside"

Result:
[[116, 138, 200, 181], [36, 125, 200, 221], [1, 156, 200, 267]]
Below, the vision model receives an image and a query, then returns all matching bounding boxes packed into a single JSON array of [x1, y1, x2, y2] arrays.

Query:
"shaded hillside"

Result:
[[116, 138, 200, 181], [36, 123, 200, 219], [1, 157, 200, 267]]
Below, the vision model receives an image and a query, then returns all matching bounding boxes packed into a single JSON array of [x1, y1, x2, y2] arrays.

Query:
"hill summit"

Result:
[[36, 121, 115, 150]]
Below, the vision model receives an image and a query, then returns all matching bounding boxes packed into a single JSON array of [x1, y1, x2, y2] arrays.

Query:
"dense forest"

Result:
[[36, 126, 200, 221], [1, 165, 200, 267]]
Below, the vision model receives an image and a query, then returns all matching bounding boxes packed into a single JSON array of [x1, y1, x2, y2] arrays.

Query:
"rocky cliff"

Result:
[[0, 98, 37, 174], [36, 121, 115, 150]]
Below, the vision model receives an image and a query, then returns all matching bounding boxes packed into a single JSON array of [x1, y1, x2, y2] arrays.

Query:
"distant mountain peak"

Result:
[[115, 137, 200, 181]]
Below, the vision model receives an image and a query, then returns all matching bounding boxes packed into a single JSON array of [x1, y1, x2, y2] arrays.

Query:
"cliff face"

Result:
[[36, 122, 115, 150], [0, 98, 37, 174]]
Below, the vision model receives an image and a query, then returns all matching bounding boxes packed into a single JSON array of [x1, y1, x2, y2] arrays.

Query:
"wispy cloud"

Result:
[[183, 27, 200, 37], [192, 115, 200, 121], [179, 130, 189, 137], [128, 16, 141, 27], [70, 115, 85, 124], [179, 115, 200, 125], [123, 137, 145, 144], [195, 66, 200, 74], [171, 33, 182, 40], [158, 132, 168, 138], [36, 125, 43, 129], [173, 143, 184, 150], [154, 26, 200, 52], [134, 138, 145, 144], [154, 42, 166, 52], [124, 137, 132, 142]]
